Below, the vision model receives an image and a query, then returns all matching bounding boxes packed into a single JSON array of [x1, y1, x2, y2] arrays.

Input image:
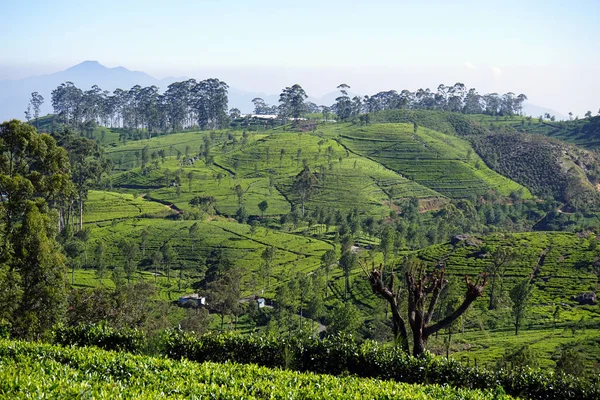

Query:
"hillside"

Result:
[[103, 122, 531, 220], [365, 111, 600, 210], [9, 110, 598, 376], [471, 114, 600, 150], [470, 132, 600, 210], [322, 123, 530, 199], [411, 231, 600, 371]]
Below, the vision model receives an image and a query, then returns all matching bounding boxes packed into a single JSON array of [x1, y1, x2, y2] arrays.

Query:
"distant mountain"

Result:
[[521, 101, 567, 121], [0, 61, 181, 122]]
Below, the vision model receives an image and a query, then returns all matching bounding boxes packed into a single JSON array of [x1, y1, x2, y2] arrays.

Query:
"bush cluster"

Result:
[[53, 323, 144, 353], [53, 325, 600, 400]]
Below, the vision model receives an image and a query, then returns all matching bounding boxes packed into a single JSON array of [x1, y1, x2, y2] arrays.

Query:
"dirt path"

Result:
[[140, 193, 183, 215]]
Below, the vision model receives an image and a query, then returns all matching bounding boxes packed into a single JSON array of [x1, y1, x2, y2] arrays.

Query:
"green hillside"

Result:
[[102, 122, 532, 220], [470, 114, 600, 149], [323, 123, 531, 198], [12, 111, 600, 378], [470, 132, 600, 210], [410, 231, 600, 371]]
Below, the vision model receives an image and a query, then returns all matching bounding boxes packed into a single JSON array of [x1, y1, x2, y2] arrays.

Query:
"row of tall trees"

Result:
[[50, 79, 229, 134], [333, 83, 528, 120], [256, 82, 528, 123]]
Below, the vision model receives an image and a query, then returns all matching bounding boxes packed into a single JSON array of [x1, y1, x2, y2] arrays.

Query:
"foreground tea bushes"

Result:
[[0, 339, 509, 399], [50, 325, 600, 399], [162, 331, 600, 400]]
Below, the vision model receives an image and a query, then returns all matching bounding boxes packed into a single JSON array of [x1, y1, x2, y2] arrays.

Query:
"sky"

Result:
[[1, 0, 598, 115]]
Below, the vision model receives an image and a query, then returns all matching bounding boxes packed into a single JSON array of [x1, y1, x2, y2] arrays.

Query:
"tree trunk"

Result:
[[390, 301, 410, 353], [412, 332, 427, 357], [488, 274, 497, 309], [79, 197, 84, 231]]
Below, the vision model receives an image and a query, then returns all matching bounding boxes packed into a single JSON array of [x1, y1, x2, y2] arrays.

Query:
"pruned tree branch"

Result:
[[424, 273, 487, 337]]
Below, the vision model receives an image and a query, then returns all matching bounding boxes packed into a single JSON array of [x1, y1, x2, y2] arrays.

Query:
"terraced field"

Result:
[[103, 122, 532, 219], [84, 190, 172, 222], [323, 123, 531, 198], [81, 208, 334, 299], [416, 231, 599, 323], [217, 131, 439, 215]]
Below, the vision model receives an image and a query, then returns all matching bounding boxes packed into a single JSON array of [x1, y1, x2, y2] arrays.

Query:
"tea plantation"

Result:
[[0, 339, 513, 399]]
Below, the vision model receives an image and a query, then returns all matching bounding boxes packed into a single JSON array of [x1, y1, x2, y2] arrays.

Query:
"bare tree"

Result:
[[365, 258, 487, 356]]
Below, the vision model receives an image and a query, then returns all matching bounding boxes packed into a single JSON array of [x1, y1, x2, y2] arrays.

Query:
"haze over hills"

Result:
[[0, 61, 567, 122]]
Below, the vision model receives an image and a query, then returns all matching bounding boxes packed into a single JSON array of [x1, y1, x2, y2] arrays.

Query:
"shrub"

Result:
[[56, 326, 600, 400], [53, 323, 144, 353]]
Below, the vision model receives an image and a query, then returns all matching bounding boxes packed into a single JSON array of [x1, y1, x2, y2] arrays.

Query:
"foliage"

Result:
[[0, 338, 512, 399], [0, 120, 71, 339], [53, 323, 144, 353], [470, 132, 600, 210], [160, 331, 599, 400]]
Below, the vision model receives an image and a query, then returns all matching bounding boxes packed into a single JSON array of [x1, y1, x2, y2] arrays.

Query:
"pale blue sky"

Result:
[[1, 0, 598, 114]]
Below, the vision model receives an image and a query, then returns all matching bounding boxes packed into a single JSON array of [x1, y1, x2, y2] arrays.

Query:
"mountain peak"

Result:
[[66, 60, 107, 72]]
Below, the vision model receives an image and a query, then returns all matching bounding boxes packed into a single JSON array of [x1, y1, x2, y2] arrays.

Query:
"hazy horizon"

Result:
[[1, 0, 598, 116]]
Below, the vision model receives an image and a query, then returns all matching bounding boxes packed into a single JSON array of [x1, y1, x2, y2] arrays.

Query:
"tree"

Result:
[[140, 227, 150, 257], [29, 92, 44, 128], [585, 110, 592, 119], [234, 184, 246, 206], [379, 227, 395, 268], [207, 267, 242, 331], [160, 242, 177, 281], [61, 135, 105, 231], [192, 78, 230, 130], [95, 241, 106, 285], [258, 200, 269, 217], [279, 148, 286, 169], [485, 247, 515, 309], [119, 240, 139, 284], [339, 250, 357, 300], [278, 84, 308, 123], [187, 171, 195, 193], [189, 195, 216, 215], [189, 222, 200, 254], [509, 277, 533, 335], [235, 206, 248, 224], [151, 250, 164, 282], [365, 259, 487, 356], [328, 300, 362, 335], [64, 237, 85, 285], [24, 105, 32, 123], [12, 205, 68, 338], [229, 108, 241, 119], [0, 120, 71, 338], [320, 249, 337, 298], [261, 246, 276, 287], [334, 84, 353, 120], [291, 166, 318, 216]]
